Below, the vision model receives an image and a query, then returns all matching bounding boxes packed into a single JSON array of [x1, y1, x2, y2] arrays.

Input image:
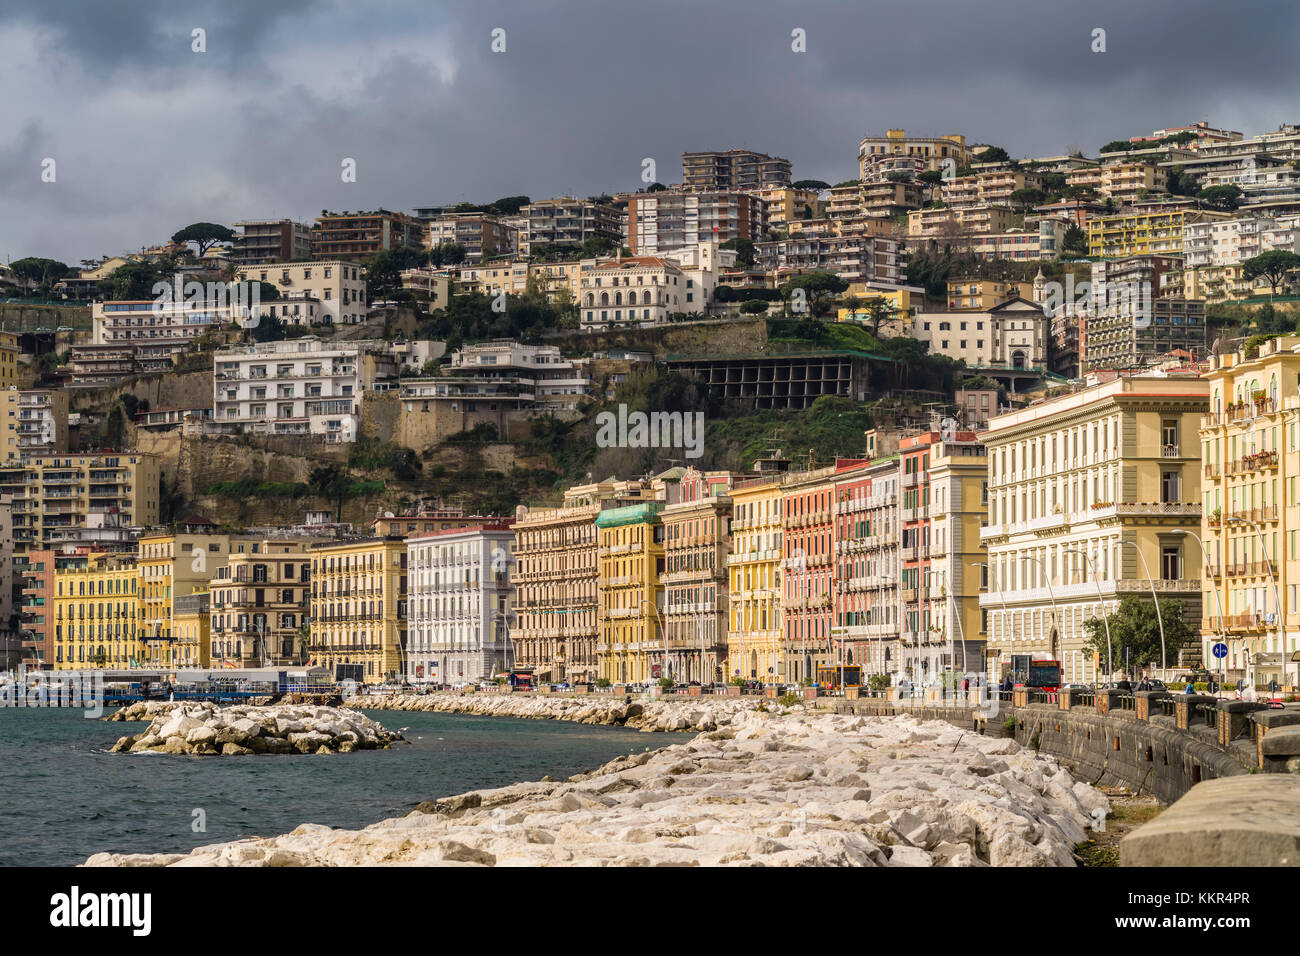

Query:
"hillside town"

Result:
[[5, 122, 1300, 695]]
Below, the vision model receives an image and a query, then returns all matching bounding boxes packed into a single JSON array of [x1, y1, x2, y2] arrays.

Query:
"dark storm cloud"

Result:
[[1, 0, 1297, 264]]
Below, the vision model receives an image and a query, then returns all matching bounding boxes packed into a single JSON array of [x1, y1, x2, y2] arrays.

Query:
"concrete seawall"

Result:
[[836, 699, 1248, 804]]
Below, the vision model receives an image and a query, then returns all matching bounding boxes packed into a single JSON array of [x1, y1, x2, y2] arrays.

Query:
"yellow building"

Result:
[[858, 129, 970, 178], [5, 452, 160, 553], [210, 540, 312, 668], [513, 480, 654, 683], [727, 478, 784, 681], [1087, 208, 1231, 258], [52, 552, 140, 669], [137, 530, 248, 668], [759, 186, 824, 228], [981, 376, 1209, 682], [946, 278, 1034, 311], [1200, 337, 1300, 688], [596, 502, 665, 683], [174, 589, 211, 669], [0, 331, 19, 391], [309, 536, 409, 682], [837, 288, 916, 326], [927, 432, 989, 674]]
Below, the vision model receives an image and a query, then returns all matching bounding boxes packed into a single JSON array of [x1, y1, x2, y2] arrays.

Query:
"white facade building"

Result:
[[908, 298, 1048, 372], [405, 524, 515, 684], [211, 338, 397, 442]]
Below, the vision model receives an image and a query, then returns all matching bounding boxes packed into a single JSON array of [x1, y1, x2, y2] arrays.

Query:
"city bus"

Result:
[[1010, 654, 1063, 691], [816, 664, 861, 690]]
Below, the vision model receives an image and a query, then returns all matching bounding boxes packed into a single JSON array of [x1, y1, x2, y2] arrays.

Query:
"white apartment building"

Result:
[[16, 390, 69, 457], [405, 524, 515, 684], [1183, 216, 1300, 269], [442, 341, 590, 410], [234, 260, 367, 326], [580, 257, 689, 330], [93, 297, 251, 348], [211, 338, 398, 443]]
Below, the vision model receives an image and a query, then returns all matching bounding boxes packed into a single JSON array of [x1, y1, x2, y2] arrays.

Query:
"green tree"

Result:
[[1196, 185, 1242, 211], [1242, 250, 1300, 296], [739, 298, 770, 315], [8, 257, 71, 294], [99, 258, 178, 300], [1062, 224, 1088, 256], [1083, 596, 1191, 673], [792, 179, 830, 191], [308, 465, 351, 522], [780, 272, 848, 317], [486, 195, 530, 215], [171, 222, 235, 257], [720, 237, 756, 268], [1009, 187, 1045, 210], [428, 242, 466, 267], [974, 145, 1012, 164], [364, 244, 428, 301], [916, 170, 945, 187]]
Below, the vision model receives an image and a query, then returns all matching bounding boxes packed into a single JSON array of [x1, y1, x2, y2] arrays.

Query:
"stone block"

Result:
[[1174, 695, 1217, 730], [1135, 690, 1171, 722], [1121, 776, 1300, 866]]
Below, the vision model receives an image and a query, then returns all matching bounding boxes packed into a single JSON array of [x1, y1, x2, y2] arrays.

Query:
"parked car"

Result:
[[1062, 683, 1090, 692]]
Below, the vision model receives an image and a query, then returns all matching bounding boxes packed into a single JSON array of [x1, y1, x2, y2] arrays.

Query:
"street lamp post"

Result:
[[973, 561, 1009, 684], [1019, 554, 1063, 677], [1173, 528, 1228, 697], [1062, 548, 1112, 679], [1225, 515, 1282, 691], [1115, 539, 1166, 675]]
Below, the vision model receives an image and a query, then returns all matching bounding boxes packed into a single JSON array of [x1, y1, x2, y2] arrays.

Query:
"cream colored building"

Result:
[[927, 433, 989, 676], [1200, 337, 1300, 688], [235, 260, 367, 326], [981, 376, 1208, 681], [858, 129, 970, 177], [580, 257, 689, 330], [512, 480, 654, 683]]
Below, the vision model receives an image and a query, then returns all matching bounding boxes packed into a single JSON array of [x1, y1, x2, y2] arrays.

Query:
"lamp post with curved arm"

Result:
[[972, 561, 1009, 682], [1172, 528, 1227, 698], [1225, 514, 1282, 691], [1062, 548, 1112, 678], [1019, 554, 1064, 678], [1115, 539, 1166, 674]]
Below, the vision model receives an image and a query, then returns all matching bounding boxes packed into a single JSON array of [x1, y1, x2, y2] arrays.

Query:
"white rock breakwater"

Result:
[[86, 711, 1107, 866], [354, 692, 761, 732], [106, 702, 403, 756]]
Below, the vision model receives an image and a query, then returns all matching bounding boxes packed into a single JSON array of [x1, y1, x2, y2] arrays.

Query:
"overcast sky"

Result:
[[2, 0, 1297, 266]]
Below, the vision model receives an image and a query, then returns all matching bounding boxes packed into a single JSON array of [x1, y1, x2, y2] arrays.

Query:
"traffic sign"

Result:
[[1212, 642, 1228, 660]]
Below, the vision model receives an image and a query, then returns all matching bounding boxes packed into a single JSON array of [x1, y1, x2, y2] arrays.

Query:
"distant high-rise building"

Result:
[[681, 149, 792, 191], [232, 219, 314, 265]]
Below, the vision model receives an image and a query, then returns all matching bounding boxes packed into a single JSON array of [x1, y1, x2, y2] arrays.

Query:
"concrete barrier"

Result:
[[1121, 776, 1300, 866]]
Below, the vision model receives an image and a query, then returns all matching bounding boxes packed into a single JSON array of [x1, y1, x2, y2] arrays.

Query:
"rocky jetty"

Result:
[[86, 711, 1107, 866], [351, 691, 761, 732], [106, 702, 403, 756]]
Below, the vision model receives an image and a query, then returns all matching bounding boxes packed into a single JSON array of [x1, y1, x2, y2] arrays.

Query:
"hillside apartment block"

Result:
[[210, 338, 398, 443], [234, 261, 367, 326]]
